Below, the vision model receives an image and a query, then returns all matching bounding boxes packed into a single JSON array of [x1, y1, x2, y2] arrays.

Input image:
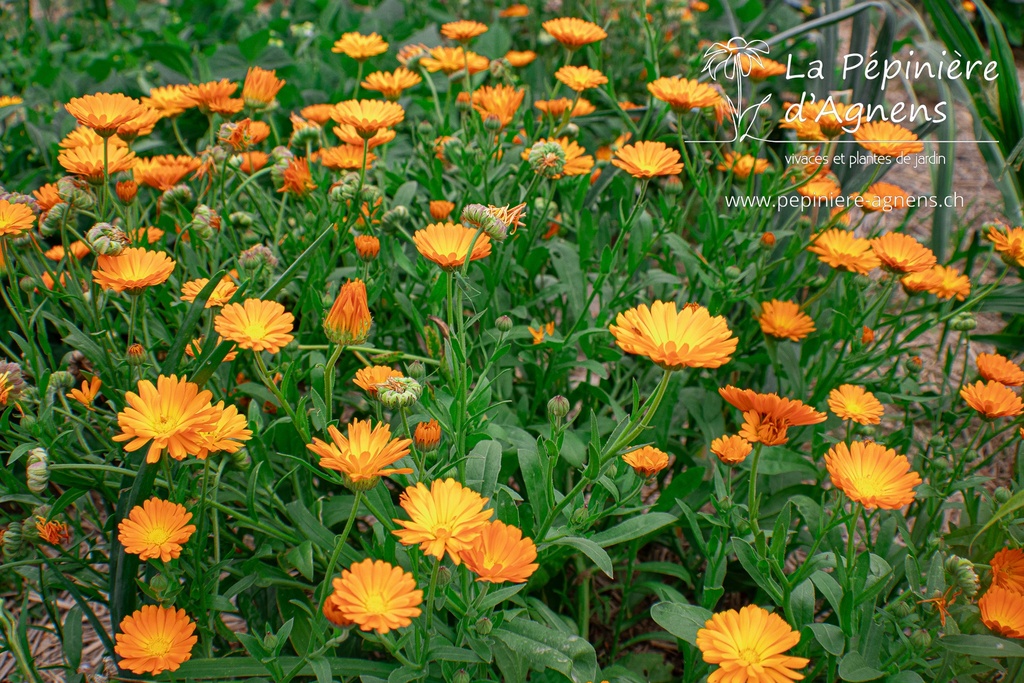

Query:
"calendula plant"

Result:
[[2, 0, 1024, 682]]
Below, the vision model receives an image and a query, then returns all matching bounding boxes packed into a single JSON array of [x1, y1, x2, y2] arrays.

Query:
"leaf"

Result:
[[590, 512, 677, 548], [285, 541, 314, 581], [971, 488, 1024, 548], [518, 445, 550, 526], [491, 618, 598, 683], [808, 622, 845, 656], [550, 536, 614, 578], [939, 634, 1024, 658], [262, 223, 336, 299], [466, 440, 502, 500], [174, 657, 397, 678], [886, 673, 925, 683], [650, 602, 712, 646], [163, 270, 226, 374], [285, 500, 335, 551], [838, 652, 884, 681], [63, 606, 83, 672]]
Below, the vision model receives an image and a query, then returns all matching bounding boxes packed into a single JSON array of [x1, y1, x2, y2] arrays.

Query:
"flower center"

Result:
[[364, 594, 387, 613], [142, 634, 173, 658], [737, 647, 762, 666], [145, 526, 172, 546], [244, 322, 268, 339]]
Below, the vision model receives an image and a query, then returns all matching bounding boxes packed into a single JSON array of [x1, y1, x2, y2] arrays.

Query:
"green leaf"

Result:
[[285, 540, 314, 581], [590, 512, 677, 548], [650, 602, 712, 646], [174, 657, 396, 678], [886, 673, 925, 683], [518, 445, 550, 526], [63, 606, 83, 672], [491, 618, 598, 683], [262, 223, 336, 299], [466, 440, 502, 500], [285, 500, 335, 551], [550, 535, 614, 578], [838, 652, 884, 681], [163, 270, 226, 375], [971, 488, 1024, 548], [808, 622, 845, 656], [939, 634, 1024, 658]]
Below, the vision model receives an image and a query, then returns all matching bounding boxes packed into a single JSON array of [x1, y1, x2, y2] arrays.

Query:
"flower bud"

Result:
[[436, 565, 453, 587], [323, 279, 372, 345], [950, 312, 977, 332], [40, 202, 71, 235], [945, 555, 979, 597], [548, 395, 570, 421], [263, 633, 278, 651], [189, 204, 221, 241], [569, 505, 590, 532], [415, 419, 441, 453], [354, 235, 380, 262], [453, 670, 471, 683], [724, 265, 741, 280], [455, 94, 473, 112], [290, 125, 321, 149], [904, 356, 923, 375], [483, 113, 504, 132], [86, 222, 129, 256], [381, 205, 409, 229], [126, 343, 147, 366], [563, 122, 580, 139], [495, 315, 513, 333], [230, 447, 252, 471], [377, 377, 422, 409], [474, 617, 492, 635], [238, 244, 279, 280], [26, 448, 50, 494], [461, 203, 507, 241], [270, 146, 295, 185], [229, 211, 255, 228], [406, 361, 425, 382], [893, 600, 914, 618], [528, 141, 566, 178], [49, 371, 74, 391], [116, 180, 138, 205], [2, 521, 23, 554], [360, 184, 383, 205], [861, 326, 875, 344], [995, 487, 1012, 504], [909, 629, 931, 650], [417, 120, 434, 137], [662, 175, 683, 195], [760, 232, 776, 248], [57, 176, 95, 210]]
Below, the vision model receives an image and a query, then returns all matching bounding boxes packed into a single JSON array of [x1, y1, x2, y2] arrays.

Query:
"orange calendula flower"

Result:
[[242, 66, 285, 108], [535, 137, 594, 177], [182, 79, 242, 114], [825, 440, 921, 509], [859, 182, 910, 213], [393, 478, 493, 564], [719, 386, 827, 446], [504, 50, 537, 67], [332, 100, 405, 139], [529, 321, 555, 344], [301, 103, 336, 125], [354, 235, 380, 261], [332, 32, 389, 60], [65, 92, 145, 136], [987, 224, 1024, 268], [647, 76, 721, 112], [180, 277, 238, 308], [415, 419, 441, 451], [980, 585, 1024, 638], [33, 183, 63, 212], [116, 106, 162, 142], [755, 300, 815, 342], [219, 118, 271, 150], [463, 520, 539, 584], [610, 301, 737, 370], [413, 221, 492, 271], [129, 226, 165, 245], [0, 200, 36, 237], [710, 435, 752, 464], [60, 126, 127, 149], [133, 155, 201, 191], [500, 3, 529, 16], [555, 65, 608, 92], [278, 157, 317, 195], [797, 176, 842, 200], [854, 121, 924, 157], [118, 497, 196, 562], [354, 365, 404, 396], [239, 151, 269, 173], [115, 605, 197, 675], [59, 143, 137, 182], [870, 232, 937, 274], [324, 279, 372, 345], [319, 145, 375, 171], [214, 299, 296, 354], [960, 380, 1024, 418], [113, 375, 219, 463], [35, 517, 72, 545], [328, 559, 423, 634], [534, 97, 596, 118], [362, 68, 422, 101], [420, 46, 490, 74], [977, 353, 1024, 387], [612, 141, 683, 178], [308, 418, 412, 488], [184, 337, 238, 363], [807, 229, 880, 274], [92, 248, 175, 293], [993, 548, 1024, 595], [441, 20, 488, 42], [194, 401, 252, 459], [900, 265, 971, 301], [142, 84, 193, 118], [696, 605, 809, 683], [542, 17, 607, 49], [67, 376, 101, 410], [828, 384, 884, 425], [622, 446, 670, 476], [472, 84, 525, 128], [333, 124, 396, 149], [737, 53, 787, 81], [429, 200, 455, 220], [717, 152, 770, 180]]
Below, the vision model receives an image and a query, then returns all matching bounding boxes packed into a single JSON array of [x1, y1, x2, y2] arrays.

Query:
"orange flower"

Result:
[[524, 137, 594, 178], [987, 224, 1024, 268], [542, 17, 607, 49], [977, 353, 1024, 387], [182, 79, 242, 115], [118, 497, 196, 562], [354, 235, 380, 261], [301, 103, 337, 125], [33, 183, 63, 212], [242, 66, 285, 108], [463, 520, 539, 584], [647, 76, 721, 112], [797, 176, 842, 200], [393, 478, 493, 564], [612, 141, 683, 178], [328, 559, 422, 634], [441, 20, 488, 42], [219, 118, 271, 150], [993, 548, 1024, 595], [828, 385, 884, 425], [859, 182, 910, 213], [429, 200, 455, 220], [710, 435, 752, 464], [854, 121, 924, 157], [116, 106, 162, 142], [354, 365, 404, 396], [415, 419, 441, 451], [128, 227, 165, 245], [134, 155, 201, 191], [67, 376, 101, 409], [472, 85, 525, 128], [825, 440, 921, 509], [35, 517, 72, 545], [115, 606, 197, 675], [239, 151, 269, 173], [60, 126, 127, 149], [362, 68, 422, 101], [555, 65, 608, 92], [413, 221, 492, 270], [180, 277, 238, 308], [59, 143, 137, 181], [719, 386, 827, 446], [279, 158, 317, 195], [534, 98, 596, 118], [142, 84, 192, 118], [900, 265, 971, 301], [696, 604, 809, 683], [113, 375, 220, 463], [184, 337, 238, 363], [755, 300, 815, 342], [215, 299, 295, 354], [332, 124, 396, 149], [499, 4, 530, 17], [308, 418, 412, 487], [420, 46, 489, 75], [0, 200, 36, 237], [980, 585, 1024, 639], [622, 446, 670, 476], [610, 301, 737, 370], [870, 232, 937, 274], [529, 321, 555, 345], [717, 152, 770, 180], [960, 380, 1024, 418], [504, 50, 537, 67], [324, 279, 372, 345], [92, 248, 176, 293], [319, 145, 375, 171], [332, 32, 389, 61], [737, 54, 787, 80], [65, 93, 145, 136], [807, 229, 880, 274], [332, 100, 405, 138]]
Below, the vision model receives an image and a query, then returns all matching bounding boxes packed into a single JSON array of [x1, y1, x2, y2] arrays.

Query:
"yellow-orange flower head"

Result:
[[987, 224, 1024, 268], [393, 478, 493, 564], [719, 386, 827, 446], [960, 380, 1024, 418], [180, 277, 238, 308], [992, 548, 1024, 595], [307, 418, 412, 489], [825, 440, 921, 509], [870, 232, 937, 274], [977, 353, 1024, 387], [710, 435, 753, 464], [828, 385, 884, 425], [65, 93, 146, 137], [980, 585, 1024, 639], [854, 121, 924, 157], [755, 300, 815, 342], [59, 143, 137, 182], [471, 84, 525, 129], [332, 100, 405, 139], [441, 20, 489, 42], [542, 17, 607, 50], [609, 301, 737, 370], [328, 559, 422, 633], [118, 497, 196, 562], [324, 279, 372, 345], [900, 265, 971, 301], [463, 520, 539, 584], [696, 604, 809, 683], [413, 221, 492, 271], [0, 200, 36, 237], [332, 32, 389, 61], [115, 606, 197, 675], [113, 375, 220, 463], [612, 141, 684, 178], [555, 65, 608, 92], [214, 299, 296, 354], [242, 66, 285, 108], [647, 76, 721, 113], [622, 446, 670, 476], [362, 68, 422, 101], [92, 248, 176, 293], [807, 229, 880, 274]]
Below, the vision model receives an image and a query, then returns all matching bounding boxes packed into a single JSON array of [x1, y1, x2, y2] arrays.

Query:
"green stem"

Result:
[[323, 343, 345, 425], [424, 560, 442, 632], [747, 442, 764, 529], [254, 352, 309, 441], [317, 491, 363, 615]]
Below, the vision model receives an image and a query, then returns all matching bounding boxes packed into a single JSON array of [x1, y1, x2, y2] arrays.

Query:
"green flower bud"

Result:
[[453, 669, 471, 683], [230, 447, 251, 471], [909, 629, 931, 649], [158, 184, 193, 212], [724, 265, 742, 280], [57, 176, 95, 210], [950, 312, 977, 332], [461, 203, 507, 241], [25, 448, 50, 494], [86, 223, 129, 256], [382, 205, 409, 228], [126, 343, 147, 367], [563, 122, 580, 140], [49, 371, 74, 391], [189, 204, 221, 241], [548, 395, 570, 420], [229, 211, 255, 228], [495, 315, 513, 333], [406, 361, 426, 382], [360, 184, 382, 205], [40, 202, 71, 236], [417, 120, 434, 137], [904, 356, 923, 375], [3, 521, 24, 554], [945, 555, 979, 597], [290, 125, 321, 149], [149, 573, 169, 594], [529, 141, 566, 178], [893, 600, 914, 618], [996, 487, 1012, 504], [377, 377, 423, 409], [474, 617, 492, 635], [436, 565, 453, 588]]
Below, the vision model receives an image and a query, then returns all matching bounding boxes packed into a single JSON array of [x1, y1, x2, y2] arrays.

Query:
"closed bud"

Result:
[[2, 521, 23, 554], [569, 505, 590, 532], [945, 555, 979, 597], [909, 629, 931, 649], [263, 633, 278, 651], [474, 617, 492, 635], [377, 377, 422, 409], [360, 184, 383, 205], [663, 175, 683, 195], [461, 203, 507, 242], [26, 448, 50, 494], [853, 423, 876, 438], [382, 205, 409, 228], [126, 343, 147, 366], [48, 371, 74, 391], [436, 565, 453, 587], [455, 94, 473, 112], [229, 211, 254, 228], [927, 435, 946, 449], [495, 315, 513, 333], [406, 361, 425, 382], [238, 244, 279, 281], [808, 274, 827, 288], [415, 419, 441, 453], [230, 447, 252, 471], [893, 600, 914, 618], [86, 222, 129, 256], [904, 356, 923, 374], [853, 274, 873, 288], [995, 487, 1012, 504], [453, 670, 471, 683], [724, 265, 742, 280], [290, 125, 320, 149], [354, 235, 380, 261], [488, 58, 510, 81], [760, 232, 776, 247], [483, 113, 503, 132], [548, 395, 570, 421], [950, 312, 976, 332], [116, 180, 138, 205], [323, 279, 372, 345], [57, 176, 95, 210], [159, 184, 193, 212], [189, 204, 221, 241], [149, 573, 169, 594], [41, 202, 71, 235], [20, 276, 36, 293], [417, 120, 434, 137], [528, 141, 566, 178]]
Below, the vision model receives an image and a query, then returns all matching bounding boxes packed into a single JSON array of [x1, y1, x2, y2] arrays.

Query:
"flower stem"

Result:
[[747, 442, 764, 529], [254, 352, 309, 441], [323, 343, 345, 425], [316, 490, 362, 615]]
